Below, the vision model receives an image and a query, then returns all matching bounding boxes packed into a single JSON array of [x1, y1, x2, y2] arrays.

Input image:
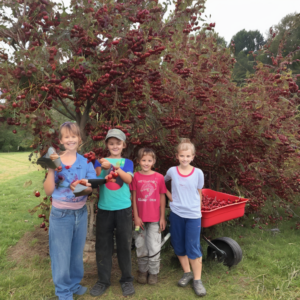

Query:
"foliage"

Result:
[[231, 29, 264, 55], [230, 29, 264, 84], [0, 120, 33, 152], [0, 0, 300, 213], [266, 13, 300, 85]]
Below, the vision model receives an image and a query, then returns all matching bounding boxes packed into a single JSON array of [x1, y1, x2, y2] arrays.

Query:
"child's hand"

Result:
[[55, 166, 62, 172], [99, 158, 110, 170], [134, 216, 144, 230], [70, 179, 91, 191], [50, 152, 59, 161], [105, 174, 116, 183], [160, 218, 166, 232]]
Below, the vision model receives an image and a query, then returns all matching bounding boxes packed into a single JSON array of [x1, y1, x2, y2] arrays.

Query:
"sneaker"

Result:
[[137, 271, 148, 284], [178, 272, 193, 287], [193, 279, 207, 297], [90, 281, 108, 297], [121, 282, 135, 296], [148, 274, 158, 285]]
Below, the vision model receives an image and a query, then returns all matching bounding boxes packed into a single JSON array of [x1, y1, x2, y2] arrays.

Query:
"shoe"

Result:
[[178, 272, 193, 287], [193, 279, 207, 297], [90, 281, 108, 297], [148, 274, 158, 285], [121, 282, 135, 296], [137, 271, 148, 284]]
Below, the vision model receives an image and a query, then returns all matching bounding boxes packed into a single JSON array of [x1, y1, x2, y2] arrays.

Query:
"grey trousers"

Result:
[[135, 222, 161, 275]]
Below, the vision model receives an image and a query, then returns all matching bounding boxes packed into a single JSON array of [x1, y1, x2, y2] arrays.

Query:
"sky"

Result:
[[204, 0, 299, 43]]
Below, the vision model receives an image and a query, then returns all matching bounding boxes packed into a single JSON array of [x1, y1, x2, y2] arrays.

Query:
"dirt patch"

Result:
[[7, 226, 49, 264]]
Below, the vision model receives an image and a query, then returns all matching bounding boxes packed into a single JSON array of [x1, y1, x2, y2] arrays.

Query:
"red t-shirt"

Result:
[[130, 172, 167, 222]]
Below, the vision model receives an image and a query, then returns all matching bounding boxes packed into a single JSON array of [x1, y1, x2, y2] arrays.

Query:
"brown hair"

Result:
[[176, 138, 195, 155], [137, 148, 156, 162], [59, 122, 82, 148]]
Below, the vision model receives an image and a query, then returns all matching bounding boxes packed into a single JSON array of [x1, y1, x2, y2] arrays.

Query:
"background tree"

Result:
[[265, 13, 300, 85], [232, 29, 264, 55], [0, 0, 299, 235], [231, 29, 265, 84]]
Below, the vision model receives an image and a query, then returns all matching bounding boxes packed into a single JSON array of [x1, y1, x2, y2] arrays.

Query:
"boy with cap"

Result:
[[90, 129, 135, 297]]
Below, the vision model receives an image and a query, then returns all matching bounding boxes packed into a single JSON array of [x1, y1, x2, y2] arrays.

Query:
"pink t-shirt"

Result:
[[130, 172, 167, 222]]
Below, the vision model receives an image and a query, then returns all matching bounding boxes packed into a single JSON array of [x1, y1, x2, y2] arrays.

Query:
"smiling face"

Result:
[[139, 154, 155, 174], [59, 127, 81, 152], [176, 149, 194, 167], [106, 137, 126, 158]]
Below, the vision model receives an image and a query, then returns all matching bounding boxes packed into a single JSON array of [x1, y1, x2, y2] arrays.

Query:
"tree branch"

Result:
[[52, 105, 75, 120], [57, 96, 76, 120]]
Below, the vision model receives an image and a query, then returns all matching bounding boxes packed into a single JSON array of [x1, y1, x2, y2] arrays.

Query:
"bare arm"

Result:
[[95, 167, 102, 177], [132, 190, 144, 229], [116, 167, 133, 184], [160, 193, 166, 231], [166, 189, 173, 202], [43, 169, 56, 196], [198, 189, 202, 209]]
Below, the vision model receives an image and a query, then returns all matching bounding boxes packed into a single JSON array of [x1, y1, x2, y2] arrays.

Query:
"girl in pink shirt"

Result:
[[131, 148, 167, 285]]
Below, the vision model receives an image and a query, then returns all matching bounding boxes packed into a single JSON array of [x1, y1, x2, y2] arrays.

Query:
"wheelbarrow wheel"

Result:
[[207, 237, 242, 267]]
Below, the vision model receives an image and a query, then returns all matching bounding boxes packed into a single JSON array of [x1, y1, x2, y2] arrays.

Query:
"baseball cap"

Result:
[[105, 128, 126, 142]]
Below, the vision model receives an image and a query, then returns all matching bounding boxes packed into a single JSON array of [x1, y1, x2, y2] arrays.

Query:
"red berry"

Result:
[[35, 191, 40, 197]]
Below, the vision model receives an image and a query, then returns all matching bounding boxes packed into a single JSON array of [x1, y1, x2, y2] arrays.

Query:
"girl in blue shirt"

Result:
[[43, 122, 97, 300]]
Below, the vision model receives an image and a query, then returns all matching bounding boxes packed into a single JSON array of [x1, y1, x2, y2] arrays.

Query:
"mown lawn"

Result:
[[0, 152, 300, 300]]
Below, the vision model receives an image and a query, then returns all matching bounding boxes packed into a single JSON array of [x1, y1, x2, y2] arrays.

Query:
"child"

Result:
[[43, 122, 97, 300], [131, 148, 167, 285], [90, 129, 135, 297], [165, 138, 206, 297]]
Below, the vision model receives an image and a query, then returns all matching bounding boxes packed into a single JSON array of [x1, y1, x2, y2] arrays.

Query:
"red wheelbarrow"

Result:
[[201, 189, 249, 268]]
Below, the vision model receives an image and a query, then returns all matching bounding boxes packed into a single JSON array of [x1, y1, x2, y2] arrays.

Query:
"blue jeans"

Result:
[[49, 205, 88, 300]]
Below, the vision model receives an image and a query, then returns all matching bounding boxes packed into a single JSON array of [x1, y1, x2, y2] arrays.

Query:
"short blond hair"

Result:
[[137, 148, 156, 161], [176, 138, 195, 155]]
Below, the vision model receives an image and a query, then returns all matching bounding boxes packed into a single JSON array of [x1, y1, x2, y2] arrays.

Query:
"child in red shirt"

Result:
[[131, 148, 167, 285]]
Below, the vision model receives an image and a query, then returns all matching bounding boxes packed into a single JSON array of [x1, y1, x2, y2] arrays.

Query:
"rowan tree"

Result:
[[0, 0, 300, 230]]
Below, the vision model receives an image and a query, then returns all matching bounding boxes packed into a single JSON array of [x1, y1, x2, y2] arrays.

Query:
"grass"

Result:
[[0, 152, 300, 299]]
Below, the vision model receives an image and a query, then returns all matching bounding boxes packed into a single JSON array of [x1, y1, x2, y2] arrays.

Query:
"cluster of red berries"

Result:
[[83, 151, 96, 164], [201, 195, 245, 212], [107, 170, 118, 180], [38, 213, 48, 231]]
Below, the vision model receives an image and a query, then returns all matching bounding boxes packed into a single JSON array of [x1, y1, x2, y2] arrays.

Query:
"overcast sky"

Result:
[[204, 0, 299, 43]]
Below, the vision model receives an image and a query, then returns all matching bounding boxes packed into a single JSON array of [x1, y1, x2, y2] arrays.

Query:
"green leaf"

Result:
[[23, 180, 32, 188]]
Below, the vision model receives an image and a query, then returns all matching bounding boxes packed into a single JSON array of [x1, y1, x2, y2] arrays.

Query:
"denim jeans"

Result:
[[49, 205, 88, 300], [95, 207, 133, 287], [134, 222, 161, 274]]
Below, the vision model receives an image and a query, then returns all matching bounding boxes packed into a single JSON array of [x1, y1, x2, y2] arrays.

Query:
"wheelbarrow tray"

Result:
[[201, 189, 248, 228]]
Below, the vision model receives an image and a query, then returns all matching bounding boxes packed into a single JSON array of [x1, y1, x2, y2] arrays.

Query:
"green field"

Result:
[[0, 152, 300, 300]]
